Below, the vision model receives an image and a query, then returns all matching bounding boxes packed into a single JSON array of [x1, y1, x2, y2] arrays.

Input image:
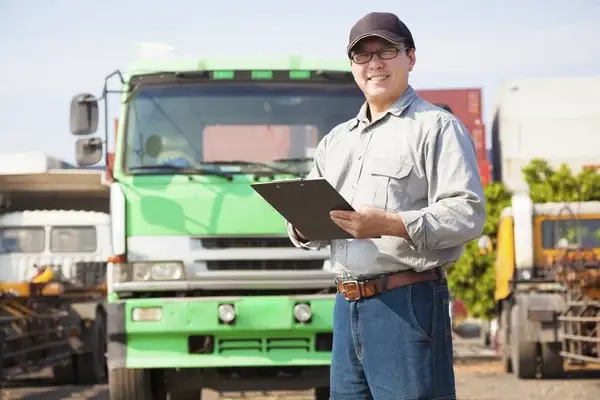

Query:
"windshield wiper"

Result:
[[128, 165, 233, 180], [200, 160, 295, 175], [271, 157, 314, 163]]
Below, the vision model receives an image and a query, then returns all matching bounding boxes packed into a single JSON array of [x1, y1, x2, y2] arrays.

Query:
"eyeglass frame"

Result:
[[349, 46, 408, 64]]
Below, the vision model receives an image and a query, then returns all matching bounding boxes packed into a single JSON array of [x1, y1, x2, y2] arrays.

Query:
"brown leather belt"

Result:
[[336, 268, 440, 301]]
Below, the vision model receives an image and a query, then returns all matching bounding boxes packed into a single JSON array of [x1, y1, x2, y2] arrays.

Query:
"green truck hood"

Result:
[[119, 174, 293, 236]]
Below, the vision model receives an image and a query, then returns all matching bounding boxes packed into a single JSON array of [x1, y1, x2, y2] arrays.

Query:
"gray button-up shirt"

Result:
[[286, 85, 486, 279]]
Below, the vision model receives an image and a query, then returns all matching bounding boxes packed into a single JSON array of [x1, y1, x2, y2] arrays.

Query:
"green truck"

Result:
[[69, 57, 366, 399]]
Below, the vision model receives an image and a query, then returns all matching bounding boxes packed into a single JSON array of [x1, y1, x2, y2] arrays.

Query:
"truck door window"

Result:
[[50, 227, 97, 253], [541, 218, 600, 249], [0, 227, 45, 253]]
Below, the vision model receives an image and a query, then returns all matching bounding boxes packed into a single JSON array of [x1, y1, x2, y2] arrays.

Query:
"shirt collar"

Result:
[[349, 85, 418, 131]]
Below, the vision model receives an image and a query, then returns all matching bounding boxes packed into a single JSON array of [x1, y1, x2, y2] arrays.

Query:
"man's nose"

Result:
[[367, 54, 385, 69]]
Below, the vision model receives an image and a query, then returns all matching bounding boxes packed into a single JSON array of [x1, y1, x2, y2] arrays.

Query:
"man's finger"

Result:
[[331, 216, 350, 229], [330, 210, 355, 220]]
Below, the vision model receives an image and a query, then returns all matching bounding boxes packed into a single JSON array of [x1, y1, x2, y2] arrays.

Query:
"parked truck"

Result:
[[0, 207, 110, 386], [478, 76, 600, 379], [68, 56, 492, 399]]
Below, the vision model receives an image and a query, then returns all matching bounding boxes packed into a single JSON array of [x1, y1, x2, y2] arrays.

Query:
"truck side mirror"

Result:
[[76, 137, 103, 166], [70, 93, 99, 136], [477, 235, 493, 255]]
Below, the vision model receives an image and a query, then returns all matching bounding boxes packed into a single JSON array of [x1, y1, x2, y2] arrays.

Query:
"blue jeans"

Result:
[[330, 277, 456, 400]]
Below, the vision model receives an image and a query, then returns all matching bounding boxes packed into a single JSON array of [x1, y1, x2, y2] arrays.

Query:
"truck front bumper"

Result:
[[107, 294, 335, 370]]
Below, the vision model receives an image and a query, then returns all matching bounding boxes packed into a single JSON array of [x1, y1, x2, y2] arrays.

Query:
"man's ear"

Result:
[[408, 49, 416, 72]]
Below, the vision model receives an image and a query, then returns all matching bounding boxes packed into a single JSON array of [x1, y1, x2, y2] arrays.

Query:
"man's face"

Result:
[[349, 37, 415, 103]]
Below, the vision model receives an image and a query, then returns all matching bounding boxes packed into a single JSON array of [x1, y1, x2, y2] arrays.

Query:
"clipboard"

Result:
[[251, 178, 375, 241]]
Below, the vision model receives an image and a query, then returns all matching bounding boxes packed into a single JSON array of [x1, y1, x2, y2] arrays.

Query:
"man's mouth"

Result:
[[368, 75, 390, 82]]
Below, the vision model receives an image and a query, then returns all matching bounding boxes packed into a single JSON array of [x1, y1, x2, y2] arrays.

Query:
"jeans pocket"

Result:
[[407, 281, 434, 342]]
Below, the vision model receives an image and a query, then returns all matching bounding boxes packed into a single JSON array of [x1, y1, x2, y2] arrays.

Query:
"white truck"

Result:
[[0, 154, 111, 385], [489, 76, 600, 193]]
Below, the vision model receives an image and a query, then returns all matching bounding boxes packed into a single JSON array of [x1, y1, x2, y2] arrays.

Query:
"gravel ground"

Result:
[[2, 361, 599, 399], [214, 362, 600, 400]]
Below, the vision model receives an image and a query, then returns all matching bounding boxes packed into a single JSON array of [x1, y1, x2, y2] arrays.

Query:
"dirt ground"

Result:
[[2, 361, 599, 400]]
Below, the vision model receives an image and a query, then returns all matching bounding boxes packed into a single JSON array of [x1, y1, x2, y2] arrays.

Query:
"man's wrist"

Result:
[[383, 212, 408, 238]]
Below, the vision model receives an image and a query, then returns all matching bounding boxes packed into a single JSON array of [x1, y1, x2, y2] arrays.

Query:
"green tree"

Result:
[[447, 159, 600, 320], [447, 182, 511, 320]]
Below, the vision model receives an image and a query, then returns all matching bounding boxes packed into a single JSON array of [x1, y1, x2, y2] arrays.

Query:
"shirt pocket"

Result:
[[369, 157, 413, 212]]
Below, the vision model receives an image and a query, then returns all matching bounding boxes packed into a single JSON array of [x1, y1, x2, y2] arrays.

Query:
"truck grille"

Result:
[[201, 237, 293, 249], [206, 260, 323, 271], [218, 337, 311, 353]]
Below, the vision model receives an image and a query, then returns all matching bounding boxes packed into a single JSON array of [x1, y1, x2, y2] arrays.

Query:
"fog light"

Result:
[[218, 304, 236, 323], [293, 303, 312, 323], [132, 307, 162, 322]]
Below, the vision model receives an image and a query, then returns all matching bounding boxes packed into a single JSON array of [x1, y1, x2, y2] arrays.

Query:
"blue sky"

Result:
[[1, 0, 599, 164]]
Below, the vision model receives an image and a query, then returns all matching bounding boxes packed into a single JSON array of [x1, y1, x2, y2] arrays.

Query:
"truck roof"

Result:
[[0, 209, 111, 226], [125, 56, 352, 81], [500, 201, 600, 217]]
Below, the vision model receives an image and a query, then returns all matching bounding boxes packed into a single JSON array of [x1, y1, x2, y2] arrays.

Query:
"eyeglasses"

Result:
[[350, 47, 407, 64]]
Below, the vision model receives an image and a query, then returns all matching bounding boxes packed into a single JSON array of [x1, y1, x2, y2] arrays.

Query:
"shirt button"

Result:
[[340, 242, 345, 249]]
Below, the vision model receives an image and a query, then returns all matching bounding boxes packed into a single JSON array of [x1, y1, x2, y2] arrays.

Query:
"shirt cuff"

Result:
[[398, 209, 426, 252], [286, 222, 322, 250]]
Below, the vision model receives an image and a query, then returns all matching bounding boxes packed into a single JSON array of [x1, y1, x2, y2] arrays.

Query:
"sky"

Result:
[[1, 0, 599, 164]]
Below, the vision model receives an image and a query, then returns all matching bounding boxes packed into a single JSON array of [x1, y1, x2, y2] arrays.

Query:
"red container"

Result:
[[417, 88, 490, 185]]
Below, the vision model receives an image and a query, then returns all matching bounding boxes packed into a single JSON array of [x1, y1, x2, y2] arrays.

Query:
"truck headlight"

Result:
[[131, 262, 185, 281], [218, 304, 236, 324], [293, 303, 312, 323]]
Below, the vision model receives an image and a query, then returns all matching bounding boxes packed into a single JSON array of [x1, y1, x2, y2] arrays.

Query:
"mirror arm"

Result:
[[96, 70, 126, 178]]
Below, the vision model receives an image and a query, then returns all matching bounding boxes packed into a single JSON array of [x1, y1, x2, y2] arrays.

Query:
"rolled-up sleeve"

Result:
[[285, 135, 330, 251], [399, 117, 486, 252]]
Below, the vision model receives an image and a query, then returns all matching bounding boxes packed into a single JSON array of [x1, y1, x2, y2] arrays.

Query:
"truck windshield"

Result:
[[50, 226, 97, 253], [123, 81, 365, 175], [0, 227, 45, 254], [541, 218, 600, 250]]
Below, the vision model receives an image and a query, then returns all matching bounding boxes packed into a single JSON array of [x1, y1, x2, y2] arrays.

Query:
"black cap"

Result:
[[347, 12, 415, 55]]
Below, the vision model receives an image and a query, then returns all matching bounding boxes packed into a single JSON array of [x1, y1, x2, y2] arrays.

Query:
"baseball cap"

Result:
[[346, 12, 415, 56]]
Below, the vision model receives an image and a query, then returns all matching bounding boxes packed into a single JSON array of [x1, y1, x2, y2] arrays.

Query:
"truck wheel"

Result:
[[109, 368, 167, 400], [170, 389, 203, 399], [52, 362, 75, 384], [74, 312, 107, 384], [315, 386, 329, 400], [510, 305, 538, 379], [500, 307, 513, 373], [540, 342, 565, 379]]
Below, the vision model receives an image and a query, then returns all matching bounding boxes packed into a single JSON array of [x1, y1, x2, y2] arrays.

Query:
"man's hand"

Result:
[[329, 206, 408, 239]]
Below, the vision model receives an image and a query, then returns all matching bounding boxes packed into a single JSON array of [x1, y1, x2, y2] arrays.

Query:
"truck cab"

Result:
[[480, 193, 600, 379], [0, 210, 111, 284], [68, 58, 372, 399]]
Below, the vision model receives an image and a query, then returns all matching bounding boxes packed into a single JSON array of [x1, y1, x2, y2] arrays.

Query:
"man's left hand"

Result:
[[329, 206, 406, 239]]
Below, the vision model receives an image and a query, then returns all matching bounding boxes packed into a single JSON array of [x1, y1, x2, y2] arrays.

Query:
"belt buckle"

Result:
[[340, 280, 361, 300]]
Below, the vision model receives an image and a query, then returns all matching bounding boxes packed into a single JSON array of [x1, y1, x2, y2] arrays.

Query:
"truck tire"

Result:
[[540, 342, 565, 379], [499, 307, 513, 373], [170, 389, 203, 399], [52, 362, 75, 384], [74, 311, 107, 384], [510, 304, 538, 379], [315, 386, 330, 400], [109, 368, 166, 400]]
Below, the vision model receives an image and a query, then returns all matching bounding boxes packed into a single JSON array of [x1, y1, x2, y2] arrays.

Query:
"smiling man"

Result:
[[286, 11, 486, 400]]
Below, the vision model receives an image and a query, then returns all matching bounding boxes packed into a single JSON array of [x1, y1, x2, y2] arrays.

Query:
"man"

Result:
[[286, 11, 486, 400]]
